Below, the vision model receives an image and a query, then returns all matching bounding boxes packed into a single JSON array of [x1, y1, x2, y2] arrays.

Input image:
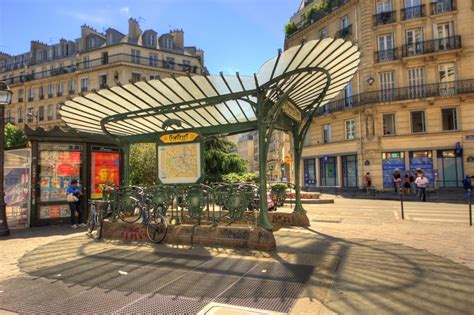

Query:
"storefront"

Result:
[[26, 126, 122, 226], [319, 156, 337, 187], [437, 149, 463, 188], [410, 150, 434, 188], [382, 152, 406, 189], [303, 158, 317, 189], [341, 155, 357, 188]]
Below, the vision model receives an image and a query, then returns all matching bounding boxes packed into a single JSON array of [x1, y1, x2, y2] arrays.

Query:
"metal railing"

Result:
[[374, 48, 399, 63], [3, 53, 204, 86], [373, 10, 396, 26], [402, 35, 461, 57], [316, 78, 474, 116], [335, 25, 352, 39], [431, 0, 455, 15], [401, 4, 426, 20]]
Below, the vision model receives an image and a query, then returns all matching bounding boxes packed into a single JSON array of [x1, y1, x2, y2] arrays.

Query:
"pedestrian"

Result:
[[409, 172, 416, 194], [462, 175, 472, 198], [365, 172, 372, 194], [67, 179, 85, 228], [393, 171, 401, 194], [415, 172, 429, 202], [404, 172, 411, 195]]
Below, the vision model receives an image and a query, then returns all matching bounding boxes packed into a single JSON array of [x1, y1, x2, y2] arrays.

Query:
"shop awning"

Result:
[[60, 38, 360, 138]]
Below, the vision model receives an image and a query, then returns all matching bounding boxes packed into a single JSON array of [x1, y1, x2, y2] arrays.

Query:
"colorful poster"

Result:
[[91, 152, 120, 199], [39, 204, 70, 219]]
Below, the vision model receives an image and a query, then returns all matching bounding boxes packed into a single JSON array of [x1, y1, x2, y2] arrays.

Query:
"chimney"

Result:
[[128, 18, 142, 43], [170, 29, 184, 50]]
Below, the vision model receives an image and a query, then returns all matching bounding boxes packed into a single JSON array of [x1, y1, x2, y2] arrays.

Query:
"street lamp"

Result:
[[0, 81, 12, 236]]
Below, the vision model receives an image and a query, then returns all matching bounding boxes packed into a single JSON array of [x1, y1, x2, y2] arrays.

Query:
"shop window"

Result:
[[345, 119, 356, 140], [411, 110, 425, 133], [441, 107, 458, 131], [383, 113, 396, 135]]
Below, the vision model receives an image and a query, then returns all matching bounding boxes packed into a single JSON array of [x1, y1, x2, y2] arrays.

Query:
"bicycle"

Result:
[[86, 187, 115, 239], [145, 185, 173, 243], [116, 186, 149, 224]]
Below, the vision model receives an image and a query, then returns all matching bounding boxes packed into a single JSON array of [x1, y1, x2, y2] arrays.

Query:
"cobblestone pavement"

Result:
[[0, 198, 473, 314]]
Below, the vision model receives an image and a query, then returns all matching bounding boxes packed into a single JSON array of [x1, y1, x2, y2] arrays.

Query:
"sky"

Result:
[[0, 0, 298, 75]]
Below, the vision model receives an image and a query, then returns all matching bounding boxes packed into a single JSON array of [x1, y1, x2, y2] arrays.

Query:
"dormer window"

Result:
[[36, 50, 43, 62], [164, 37, 173, 50], [47, 48, 53, 60], [107, 32, 113, 45], [148, 34, 156, 47], [88, 37, 96, 49]]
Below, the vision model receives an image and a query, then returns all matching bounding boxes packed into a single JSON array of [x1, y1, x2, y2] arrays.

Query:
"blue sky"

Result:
[[0, 0, 298, 75]]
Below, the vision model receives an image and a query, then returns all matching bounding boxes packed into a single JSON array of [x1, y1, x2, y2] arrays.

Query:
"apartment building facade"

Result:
[[1, 18, 205, 130], [285, 0, 474, 190]]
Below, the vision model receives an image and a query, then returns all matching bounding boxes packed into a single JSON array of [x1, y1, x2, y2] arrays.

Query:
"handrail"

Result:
[[401, 35, 461, 57]]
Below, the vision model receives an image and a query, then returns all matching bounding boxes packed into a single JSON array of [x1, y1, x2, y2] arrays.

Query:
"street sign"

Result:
[[282, 101, 302, 123]]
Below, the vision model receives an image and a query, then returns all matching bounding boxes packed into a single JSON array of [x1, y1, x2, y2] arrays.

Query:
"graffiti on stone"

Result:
[[219, 228, 250, 240], [121, 226, 147, 240]]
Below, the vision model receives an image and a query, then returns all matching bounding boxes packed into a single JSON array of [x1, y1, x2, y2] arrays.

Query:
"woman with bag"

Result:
[[67, 179, 84, 228]]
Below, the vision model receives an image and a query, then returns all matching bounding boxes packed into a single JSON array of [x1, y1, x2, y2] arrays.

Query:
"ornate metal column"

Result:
[[0, 81, 12, 237], [292, 124, 305, 213], [122, 143, 131, 186]]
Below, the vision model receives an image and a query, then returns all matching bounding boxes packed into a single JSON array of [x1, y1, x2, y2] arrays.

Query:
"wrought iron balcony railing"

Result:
[[3, 53, 204, 86], [401, 4, 426, 20], [316, 79, 474, 116], [402, 35, 461, 57], [373, 10, 396, 26], [335, 25, 352, 39], [374, 48, 399, 63], [431, 0, 455, 15]]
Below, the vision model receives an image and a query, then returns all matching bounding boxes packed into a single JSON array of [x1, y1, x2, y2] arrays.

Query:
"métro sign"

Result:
[[282, 101, 302, 123], [157, 131, 203, 184]]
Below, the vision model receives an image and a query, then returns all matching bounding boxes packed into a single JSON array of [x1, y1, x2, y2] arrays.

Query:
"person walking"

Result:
[[67, 179, 84, 228], [404, 172, 411, 195], [462, 175, 472, 199], [415, 172, 429, 202], [409, 172, 416, 194], [365, 172, 372, 194]]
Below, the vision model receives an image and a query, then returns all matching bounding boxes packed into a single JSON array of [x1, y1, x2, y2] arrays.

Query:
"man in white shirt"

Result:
[[415, 173, 429, 202]]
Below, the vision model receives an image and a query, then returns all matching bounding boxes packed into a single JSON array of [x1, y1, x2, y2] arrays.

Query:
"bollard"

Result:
[[400, 186, 405, 220], [469, 188, 472, 227]]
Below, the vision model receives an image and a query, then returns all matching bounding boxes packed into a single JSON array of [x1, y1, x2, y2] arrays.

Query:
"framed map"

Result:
[[158, 142, 201, 184]]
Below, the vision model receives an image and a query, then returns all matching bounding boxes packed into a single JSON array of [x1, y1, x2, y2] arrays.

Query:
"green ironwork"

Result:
[[270, 183, 288, 206]]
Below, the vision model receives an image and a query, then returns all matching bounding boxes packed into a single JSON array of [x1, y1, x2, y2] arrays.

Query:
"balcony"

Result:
[[402, 35, 461, 57], [81, 87, 88, 93], [374, 48, 399, 63], [57, 91, 62, 97], [99, 83, 108, 89], [68, 90, 75, 95], [28, 97, 34, 102], [316, 78, 474, 116], [18, 97, 23, 103], [48, 93, 53, 98], [401, 5, 426, 20], [335, 25, 352, 39], [39, 94, 44, 100], [17, 118, 23, 123], [373, 11, 396, 26], [5, 117, 15, 124], [431, 0, 455, 15]]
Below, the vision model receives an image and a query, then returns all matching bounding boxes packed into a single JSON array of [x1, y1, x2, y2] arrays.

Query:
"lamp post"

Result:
[[0, 81, 13, 236]]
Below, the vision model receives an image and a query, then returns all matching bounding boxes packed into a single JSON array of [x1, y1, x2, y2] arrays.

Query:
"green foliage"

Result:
[[271, 183, 288, 191], [222, 172, 259, 184], [4, 123, 27, 149], [285, 21, 297, 36], [304, 1, 330, 19], [129, 143, 157, 186], [204, 137, 247, 183]]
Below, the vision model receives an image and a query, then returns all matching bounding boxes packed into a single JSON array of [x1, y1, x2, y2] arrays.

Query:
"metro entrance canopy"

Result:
[[60, 38, 360, 230]]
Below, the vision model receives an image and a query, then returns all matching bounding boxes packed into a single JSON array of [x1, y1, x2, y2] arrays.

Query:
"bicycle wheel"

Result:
[[146, 213, 168, 243], [96, 205, 105, 240], [118, 195, 142, 223], [87, 206, 96, 233]]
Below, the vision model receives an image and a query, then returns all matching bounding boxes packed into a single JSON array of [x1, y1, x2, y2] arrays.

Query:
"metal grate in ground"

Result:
[[1, 248, 314, 314]]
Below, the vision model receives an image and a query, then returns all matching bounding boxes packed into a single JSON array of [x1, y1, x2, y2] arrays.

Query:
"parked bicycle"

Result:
[[86, 186, 115, 239]]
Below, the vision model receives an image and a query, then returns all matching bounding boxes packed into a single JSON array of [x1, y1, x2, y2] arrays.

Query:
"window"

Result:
[[68, 80, 75, 93], [99, 74, 107, 88], [38, 105, 45, 121], [323, 124, 331, 143], [47, 104, 53, 120], [442, 107, 458, 131], [36, 50, 43, 63], [83, 56, 90, 69], [379, 71, 395, 101], [81, 78, 88, 92], [376, 0, 392, 13], [57, 81, 63, 96], [47, 48, 53, 60], [18, 89, 24, 102], [303, 130, 311, 147], [148, 34, 156, 47], [107, 32, 113, 45], [6, 110, 12, 123], [165, 57, 175, 69], [48, 83, 54, 97], [404, 0, 422, 19], [411, 111, 426, 133], [101, 52, 108, 65], [319, 28, 328, 39], [343, 81, 352, 107], [39, 86, 44, 99], [88, 37, 96, 49], [182, 59, 191, 71], [164, 37, 173, 50], [383, 113, 396, 135], [27, 108, 34, 123], [341, 16, 350, 28], [131, 49, 141, 64], [406, 28, 423, 55], [18, 108, 24, 123], [408, 67, 425, 98], [56, 104, 61, 119], [435, 22, 454, 50], [377, 33, 394, 61], [438, 62, 456, 96], [131, 73, 141, 83], [55, 45, 62, 57], [28, 88, 35, 100], [345, 119, 356, 140], [149, 53, 158, 67]]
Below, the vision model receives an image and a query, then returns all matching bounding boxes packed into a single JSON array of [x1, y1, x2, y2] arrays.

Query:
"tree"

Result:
[[129, 143, 157, 185], [204, 137, 247, 183], [4, 123, 27, 149]]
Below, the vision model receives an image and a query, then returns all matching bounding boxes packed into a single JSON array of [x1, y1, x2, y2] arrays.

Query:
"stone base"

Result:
[[268, 212, 310, 231], [101, 221, 276, 251]]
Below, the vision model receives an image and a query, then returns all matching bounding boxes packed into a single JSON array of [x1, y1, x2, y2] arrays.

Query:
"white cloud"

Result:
[[58, 10, 112, 25], [119, 7, 130, 16]]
